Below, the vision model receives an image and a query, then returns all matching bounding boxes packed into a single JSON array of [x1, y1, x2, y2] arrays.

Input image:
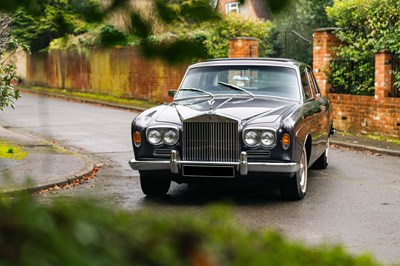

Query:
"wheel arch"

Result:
[[304, 134, 312, 167]]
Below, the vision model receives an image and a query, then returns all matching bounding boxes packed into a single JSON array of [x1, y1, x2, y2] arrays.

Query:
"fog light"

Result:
[[133, 131, 141, 147], [282, 133, 290, 150]]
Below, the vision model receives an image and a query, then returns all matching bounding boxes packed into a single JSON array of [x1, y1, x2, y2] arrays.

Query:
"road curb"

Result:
[[28, 154, 96, 194], [331, 139, 400, 157], [0, 128, 96, 196], [1, 154, 96, 196], [19, 88, 147, 112]]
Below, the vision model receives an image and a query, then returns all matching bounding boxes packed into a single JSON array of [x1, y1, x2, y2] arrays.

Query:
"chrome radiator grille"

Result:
[[183, 119, 239, 162]]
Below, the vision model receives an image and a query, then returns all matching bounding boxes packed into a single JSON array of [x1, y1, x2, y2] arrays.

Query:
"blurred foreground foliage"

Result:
[[0, 196, 380, 266], [145, 13, 273, 61], [2, 0, 292, 62]]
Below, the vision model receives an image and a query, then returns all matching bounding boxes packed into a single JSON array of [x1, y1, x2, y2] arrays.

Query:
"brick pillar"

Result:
[[374, 51, 393, 101], [313, 28, 340, 96], [228, 37, 259, 58]]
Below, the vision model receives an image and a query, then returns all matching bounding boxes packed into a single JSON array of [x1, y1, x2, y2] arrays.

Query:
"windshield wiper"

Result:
[[174, 88, 215, 101], [217, 81, 255, 98]]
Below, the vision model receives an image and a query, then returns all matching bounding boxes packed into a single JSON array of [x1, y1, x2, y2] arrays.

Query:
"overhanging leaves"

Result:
[[180, 0, 220, 23], [154, 0, 179, 24], [2, 0, 297, 63], [141, 39, 208, 63], [128, 12, 153, 38], [264, 0, 291, 13]]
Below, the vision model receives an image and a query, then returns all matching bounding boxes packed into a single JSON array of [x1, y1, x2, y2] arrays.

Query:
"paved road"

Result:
[[2, 93, 400, 264]]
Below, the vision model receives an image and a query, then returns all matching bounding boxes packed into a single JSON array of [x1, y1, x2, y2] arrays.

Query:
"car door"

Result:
[[299, 66, 325, 163], [307, 67, 331, 152], [305, 67, 329, 160]]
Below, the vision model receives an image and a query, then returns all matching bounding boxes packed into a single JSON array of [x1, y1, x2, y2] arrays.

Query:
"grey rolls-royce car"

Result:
[[129, 58, 334, 200]]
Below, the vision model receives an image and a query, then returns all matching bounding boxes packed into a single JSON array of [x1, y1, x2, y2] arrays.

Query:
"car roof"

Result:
[[188, 57, 307, 69]]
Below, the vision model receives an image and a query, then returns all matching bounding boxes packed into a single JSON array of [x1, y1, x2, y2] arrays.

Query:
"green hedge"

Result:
[[0, 196, 380, 266], [326, 0, 400, 95]]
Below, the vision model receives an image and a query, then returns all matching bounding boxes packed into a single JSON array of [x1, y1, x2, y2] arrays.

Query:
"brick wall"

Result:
[[375, 51, 393, 100], [25, 47, 188, 103], [312, 28, 340, 96], [313, 28, 400, 138], [228, 37, 259, 58], [329, 94, 400, 137]]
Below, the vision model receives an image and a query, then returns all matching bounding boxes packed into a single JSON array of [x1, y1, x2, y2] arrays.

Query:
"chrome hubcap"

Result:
[[299, 150, 307, 193], [326, 139, 330, 164]]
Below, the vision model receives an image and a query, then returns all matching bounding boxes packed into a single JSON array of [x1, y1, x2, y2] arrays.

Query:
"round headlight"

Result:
[[261, 131, 276, 147], [163, 129, 178, 145], [244, 131, 259, 147], [147, 129, 162, 145]]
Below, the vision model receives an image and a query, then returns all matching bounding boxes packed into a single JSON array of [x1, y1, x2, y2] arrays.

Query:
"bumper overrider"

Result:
[[129, 150, 299, 176]]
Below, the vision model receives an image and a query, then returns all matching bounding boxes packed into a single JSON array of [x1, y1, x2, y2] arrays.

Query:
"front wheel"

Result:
[[140, 172, 171, 197], [280, 146, 308, 201]]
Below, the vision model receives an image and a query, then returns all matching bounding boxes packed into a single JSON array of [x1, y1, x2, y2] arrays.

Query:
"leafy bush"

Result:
[[49, 25, 140, 50], [0, 196, 381, 266], [0, 61, 19, 111], [11, 0, 99, 52], [202, 14, 273, 58], [329, 56, 375, 95], [147, 14, 273, 60], [0, 39, 29, 111], [99, 25, 128, 47], [326, 0, 400, 95]]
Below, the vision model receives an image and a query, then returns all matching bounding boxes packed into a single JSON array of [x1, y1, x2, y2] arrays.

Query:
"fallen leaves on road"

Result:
[[331, 144, 383, 156], [38, 165, 101, 194]]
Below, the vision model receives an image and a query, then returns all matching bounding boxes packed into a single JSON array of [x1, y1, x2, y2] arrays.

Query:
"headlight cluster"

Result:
[[146, 128, 179, 146], [243, 129, 276, 148]]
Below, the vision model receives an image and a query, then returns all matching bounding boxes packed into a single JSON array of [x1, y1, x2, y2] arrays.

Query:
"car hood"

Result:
[[155, 96, 298, 125]]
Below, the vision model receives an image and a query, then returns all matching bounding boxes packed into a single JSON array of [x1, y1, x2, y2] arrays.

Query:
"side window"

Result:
[[306, 68, 319, 97], [300, 67, 313, 100], [308, 68, 321, 95], [226, 2, 240, 14]]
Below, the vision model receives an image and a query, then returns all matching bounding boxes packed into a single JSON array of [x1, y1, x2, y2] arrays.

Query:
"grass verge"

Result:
[[0, 140, 27, 160], [337, 131, 400, 145], [19, 86, 157, 110]]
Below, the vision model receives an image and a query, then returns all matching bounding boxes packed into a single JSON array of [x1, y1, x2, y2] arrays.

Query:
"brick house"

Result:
[[212, 0, 271, 20]]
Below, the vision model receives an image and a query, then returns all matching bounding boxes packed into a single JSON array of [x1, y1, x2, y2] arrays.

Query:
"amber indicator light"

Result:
[[133, 131, 141, 146], [282, 133, 290, 149]]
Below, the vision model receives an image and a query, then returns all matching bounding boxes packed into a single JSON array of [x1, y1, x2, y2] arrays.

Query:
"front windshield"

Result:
[[176, 65, 301, 100]]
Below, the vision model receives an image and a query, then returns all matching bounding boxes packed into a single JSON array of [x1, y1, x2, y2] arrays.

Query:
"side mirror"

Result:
[[168, 90, 177, 97]]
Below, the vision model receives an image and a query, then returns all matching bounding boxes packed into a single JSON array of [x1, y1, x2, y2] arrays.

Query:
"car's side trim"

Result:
[[129, 151, 299, 176]]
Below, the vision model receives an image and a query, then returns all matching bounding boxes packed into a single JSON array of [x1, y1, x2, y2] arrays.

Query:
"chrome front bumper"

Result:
[[129, 150, 299, 176]]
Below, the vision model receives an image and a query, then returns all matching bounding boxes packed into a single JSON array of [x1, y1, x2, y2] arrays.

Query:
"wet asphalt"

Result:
[[1, 93, 399, 264]]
